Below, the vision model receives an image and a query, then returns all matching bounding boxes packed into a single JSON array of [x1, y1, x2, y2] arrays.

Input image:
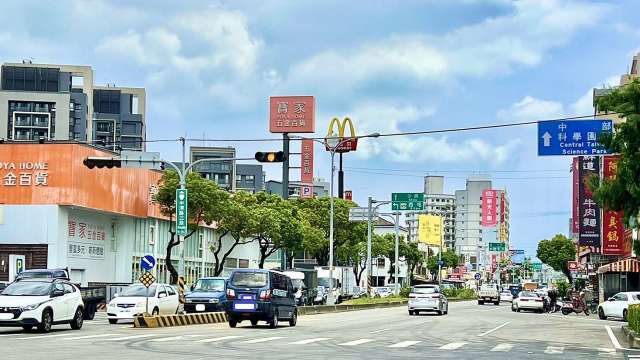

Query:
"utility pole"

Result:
[[178, 137, 186, 307], [281, 133, 290, 270], [338, 153, 344, 198], [394, 211, 400, 295], [366, 197, 373, 295]]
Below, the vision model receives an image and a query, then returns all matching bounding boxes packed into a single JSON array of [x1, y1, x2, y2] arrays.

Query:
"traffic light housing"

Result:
[[83, 157, 122, 169], [254, 151, 286, 163]]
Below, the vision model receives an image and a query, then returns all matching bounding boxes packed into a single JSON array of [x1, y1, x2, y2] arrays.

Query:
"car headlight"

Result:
[[209, 299, 219, 304], [185, 298, 193, 304], [22, 301, 48, 311]]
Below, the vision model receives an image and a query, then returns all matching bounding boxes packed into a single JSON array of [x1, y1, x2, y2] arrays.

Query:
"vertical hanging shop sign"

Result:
[[602, 155, 626, 256], [578, 156, 601, 247]]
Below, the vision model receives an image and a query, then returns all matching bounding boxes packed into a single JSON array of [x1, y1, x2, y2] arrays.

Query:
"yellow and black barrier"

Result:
[[134, 312, 227, 328]]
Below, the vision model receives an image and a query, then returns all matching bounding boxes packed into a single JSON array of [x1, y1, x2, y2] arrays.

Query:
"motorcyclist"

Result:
[[548, 289, 558, 313]]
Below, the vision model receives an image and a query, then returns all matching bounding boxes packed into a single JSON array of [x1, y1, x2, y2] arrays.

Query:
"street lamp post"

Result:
[[291, 132, 379, 305]]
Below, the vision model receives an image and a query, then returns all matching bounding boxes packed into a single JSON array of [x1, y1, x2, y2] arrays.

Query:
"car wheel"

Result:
[[436, 310, 442, 316], [152, 307, 159, 316], [250, 319, 258, 327], [289, 310, 297, 327], [517, 307, 521, 312], [494, 301, 500, 306], [408, 310, 414, 316], [108, 319, 118, 324], [83, 303, 96, 320], [38, 310, 53, 333], [22, 325, 34, 332], [269, 313, 279, 329], [444, 306, 448, 315], [70, 307, 84, 330], [229, 318, 237, 328], [478, 300, 484, 305], [624, 309, 628, 322], [598, 307, 607, 320]]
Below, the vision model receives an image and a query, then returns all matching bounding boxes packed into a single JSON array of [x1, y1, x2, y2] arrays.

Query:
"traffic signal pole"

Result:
[[338, 153, 344, 199], [281, 133, 289, 270]]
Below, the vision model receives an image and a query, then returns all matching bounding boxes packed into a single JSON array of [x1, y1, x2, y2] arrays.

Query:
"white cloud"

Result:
[[330, 102, 521, 165], [285, 0, 606, 93], [497, 96, 564, 121], [570, 75, 620, 114]]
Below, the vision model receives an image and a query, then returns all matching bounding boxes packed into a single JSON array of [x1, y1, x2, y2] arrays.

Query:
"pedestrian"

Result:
[[548, 289, 558, 313]]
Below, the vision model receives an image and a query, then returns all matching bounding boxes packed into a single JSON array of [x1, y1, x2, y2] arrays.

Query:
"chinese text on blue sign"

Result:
[[537, 119, 612, 156]]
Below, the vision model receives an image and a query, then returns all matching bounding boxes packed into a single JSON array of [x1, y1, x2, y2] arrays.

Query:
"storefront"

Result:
[[0, 143, 261, 285], [597, 258, 640, 302]]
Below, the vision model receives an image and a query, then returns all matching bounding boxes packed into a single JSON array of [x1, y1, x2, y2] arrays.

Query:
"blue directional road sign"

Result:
[[474, 273, 482, 280], [437, 260, 444, 267], [141, 255, 156, 271], [537, 119, 613, 156]]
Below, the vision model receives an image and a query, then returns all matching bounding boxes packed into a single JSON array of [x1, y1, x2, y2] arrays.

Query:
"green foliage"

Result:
[[426, 250, 460, 274], [590, 78, 640, 226], [342, 295, 406, 305], [443, 288, 476, 300], [399, 287, 411, 298], [555, 281, 570, 298], [629, 304, 640, 333], [536, 234, 576, 282]]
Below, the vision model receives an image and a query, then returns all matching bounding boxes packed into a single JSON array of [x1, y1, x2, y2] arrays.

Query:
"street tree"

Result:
[[590, 78, 640, 251], [536, 234, 576, 282], [339, 229, 392, 285], [154, 170, 226, 284], [211, 191, 258, 276], [426, 250, 460, 275]]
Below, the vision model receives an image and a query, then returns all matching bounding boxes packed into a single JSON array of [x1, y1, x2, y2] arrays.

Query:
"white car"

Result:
[[500, 290, 513, 302], [598, 292, 640, 321], [0, 278, 85, 332], [511, 291, 544, 313], [107, 283, 179, 324], [408, 285, 448, 316]]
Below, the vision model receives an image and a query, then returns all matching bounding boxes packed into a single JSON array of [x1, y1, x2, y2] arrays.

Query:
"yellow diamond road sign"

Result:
[[139, 271, 156, 288]]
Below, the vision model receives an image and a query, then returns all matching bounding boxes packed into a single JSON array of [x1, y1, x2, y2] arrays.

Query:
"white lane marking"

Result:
[[185, 335, 207, 338], [388, 340, 421, 348], [339, 338, 374, 346], [439, 342, 468, 350], [490, 343, 514, 352], [243, 336, 285, 344], [101, 334, 157, 341], [478, 321, 510, 337], [0, 333, 25, 337], [544, 346, 564, 354], [16, 333, 77, 340], [62, 334, 117, 340], [605, 325, 623, 350], [289, 338, 331, 345], [197, 335, 244, 343], [149, 336, 184, 342], [370, 328, 390, 334]]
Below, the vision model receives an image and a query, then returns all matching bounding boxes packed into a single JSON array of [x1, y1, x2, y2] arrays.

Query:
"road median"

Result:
[[134, 312, 227, 328]]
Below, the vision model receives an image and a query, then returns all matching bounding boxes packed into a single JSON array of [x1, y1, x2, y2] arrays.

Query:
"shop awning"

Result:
[[597, 258, 640, 274]]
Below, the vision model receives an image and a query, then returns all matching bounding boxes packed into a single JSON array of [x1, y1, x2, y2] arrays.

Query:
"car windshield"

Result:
[[17, 271, 54, 279], [193, 279, 225, 292], [501, 291, 511, 295], [412, 287, 436, 294], [120, 284, 156, 297], [230, 272, 268, 288], [1, 281, 52, 296]]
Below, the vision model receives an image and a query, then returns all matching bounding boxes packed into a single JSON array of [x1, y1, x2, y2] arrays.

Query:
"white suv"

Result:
[[0, 278, 85, 332]]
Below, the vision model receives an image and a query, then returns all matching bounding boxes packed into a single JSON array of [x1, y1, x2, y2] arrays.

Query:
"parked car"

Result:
[[0, 281, 9, 292], [511, 291, 544, 313], [106, 283, 179, 324], [0, 278, 85, 332], [500, 290, 514, 302], [225, 269, 297, 328], [184, 277, 227, 313], [598, 292, 640, 321], [408, 285, 448, 316]]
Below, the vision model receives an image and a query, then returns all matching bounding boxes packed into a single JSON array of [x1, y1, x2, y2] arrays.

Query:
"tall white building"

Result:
[[406, 176, 456, 249]]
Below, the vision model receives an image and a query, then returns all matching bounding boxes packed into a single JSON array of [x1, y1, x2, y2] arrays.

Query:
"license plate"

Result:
[[234, 303, 255, 310], [196, 304, 205, 312], [0, 313, 13, 320], [119, 309, 131, 312]]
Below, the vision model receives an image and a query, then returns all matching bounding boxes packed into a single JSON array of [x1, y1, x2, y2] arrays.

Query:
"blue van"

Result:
[[225, 269, 297, 328], [184, 277, 227, 313]]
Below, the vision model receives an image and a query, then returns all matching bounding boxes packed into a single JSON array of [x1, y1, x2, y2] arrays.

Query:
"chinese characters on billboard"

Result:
[[418, 214, 442, 246], [578, 156, 601, 247], [269, 96, 315, 133], [67, 217, 107, 259], [301, 139, 314, 184], [0, 162, 49, 187], [481, 189, 498, 227], [572, 157, 580, 234], [602, 155, 627, 256]]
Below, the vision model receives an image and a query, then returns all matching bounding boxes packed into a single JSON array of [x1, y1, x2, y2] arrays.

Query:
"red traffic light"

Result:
[[255, 151, 286, 163]]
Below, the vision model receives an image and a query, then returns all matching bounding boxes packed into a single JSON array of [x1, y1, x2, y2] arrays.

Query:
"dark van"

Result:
[[225, 269, 297, 328]]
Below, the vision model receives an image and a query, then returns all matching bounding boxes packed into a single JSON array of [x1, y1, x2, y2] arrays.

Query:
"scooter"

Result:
[[561, 294, 589, 316]]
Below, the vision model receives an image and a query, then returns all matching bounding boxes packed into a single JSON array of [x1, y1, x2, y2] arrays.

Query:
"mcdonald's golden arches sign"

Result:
[[325, 117, 358, 153]]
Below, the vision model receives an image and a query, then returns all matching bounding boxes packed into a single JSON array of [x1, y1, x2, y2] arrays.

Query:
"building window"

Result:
[[236, 175, 242, 182], [238, 259, 249, 268], [246, 175, 255, 182]]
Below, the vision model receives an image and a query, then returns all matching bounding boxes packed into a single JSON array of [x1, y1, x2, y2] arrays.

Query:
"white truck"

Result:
[[478, 283, 500, 305], [316, 266, 356, 304]]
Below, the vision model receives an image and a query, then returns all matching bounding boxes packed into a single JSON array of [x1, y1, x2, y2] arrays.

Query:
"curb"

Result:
[[134, 312, 227, 328], [622, 325, 640, 348], [298, 300, 408, 316]]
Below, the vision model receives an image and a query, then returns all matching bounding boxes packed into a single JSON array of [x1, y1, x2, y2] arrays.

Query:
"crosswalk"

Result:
[[3, 331, 620, 357]]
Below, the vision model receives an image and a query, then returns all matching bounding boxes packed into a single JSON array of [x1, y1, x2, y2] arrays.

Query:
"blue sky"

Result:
[[2, 0, 639, 256]]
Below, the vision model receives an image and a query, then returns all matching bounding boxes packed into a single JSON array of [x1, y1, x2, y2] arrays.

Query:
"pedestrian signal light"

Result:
[[254, 151, 286, 163], [83, 157, 122, 169]]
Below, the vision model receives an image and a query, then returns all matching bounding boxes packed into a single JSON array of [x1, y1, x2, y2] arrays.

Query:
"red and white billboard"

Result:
[[568, 261, 579, 272], [269, 96, 315, 133], [481, 189, 498, 227], [300, 184, 314, 199], [300, 139, 314, 184], [344, 190, 353, 201], [602, 155, 627, 256]]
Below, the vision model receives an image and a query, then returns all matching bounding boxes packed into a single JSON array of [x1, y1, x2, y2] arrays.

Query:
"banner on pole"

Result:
[[418, 214, 442, 246]]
